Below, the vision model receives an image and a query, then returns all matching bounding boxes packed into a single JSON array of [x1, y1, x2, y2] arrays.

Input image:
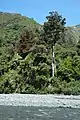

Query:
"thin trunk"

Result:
[[52, 45, 55, 77]]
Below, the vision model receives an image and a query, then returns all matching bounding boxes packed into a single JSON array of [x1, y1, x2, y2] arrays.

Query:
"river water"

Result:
[[0, 106, 80, 120]]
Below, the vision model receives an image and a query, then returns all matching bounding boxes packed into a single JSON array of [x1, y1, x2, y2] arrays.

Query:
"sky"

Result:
[[0, 0, 80, 26]]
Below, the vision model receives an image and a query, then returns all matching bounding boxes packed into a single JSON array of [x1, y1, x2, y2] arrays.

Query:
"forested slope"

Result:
[[0, 12, 80, 94]]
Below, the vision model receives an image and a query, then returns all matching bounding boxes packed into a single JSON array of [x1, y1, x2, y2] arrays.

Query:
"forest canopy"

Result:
[[0, 11, 80, 94]]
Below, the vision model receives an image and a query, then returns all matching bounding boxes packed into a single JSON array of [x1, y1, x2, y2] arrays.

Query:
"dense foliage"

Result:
[[42, 11, 66, 77], [0, 12, 80, 94]]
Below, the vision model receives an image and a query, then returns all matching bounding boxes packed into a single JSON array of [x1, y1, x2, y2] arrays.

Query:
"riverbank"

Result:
[[0, 94, 80, 108]]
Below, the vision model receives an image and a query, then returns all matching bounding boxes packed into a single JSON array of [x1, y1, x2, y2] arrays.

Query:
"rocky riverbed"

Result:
[[0, 94, 80, 108]]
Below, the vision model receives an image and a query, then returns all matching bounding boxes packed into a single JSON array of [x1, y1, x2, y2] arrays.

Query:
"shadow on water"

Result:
[[0, 106, 80, 120]]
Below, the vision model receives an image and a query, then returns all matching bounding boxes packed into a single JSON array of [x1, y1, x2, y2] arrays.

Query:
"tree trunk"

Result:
[[52, 45, 55, 77]]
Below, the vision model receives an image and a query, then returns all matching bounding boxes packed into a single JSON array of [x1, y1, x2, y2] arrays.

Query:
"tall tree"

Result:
[[43, 11, 66, 77]]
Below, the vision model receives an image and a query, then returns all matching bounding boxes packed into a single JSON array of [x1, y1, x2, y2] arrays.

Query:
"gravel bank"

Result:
[[0, 94, 80, 108]]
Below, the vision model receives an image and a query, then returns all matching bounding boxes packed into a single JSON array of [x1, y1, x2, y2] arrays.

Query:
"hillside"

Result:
[[0, 12, 80, 46], [0, 12, 40, 28], [0, 12, 41, 44], [0, 12, 80, 94], [0, 12, 41, 72], [65, 27, 79, 44]]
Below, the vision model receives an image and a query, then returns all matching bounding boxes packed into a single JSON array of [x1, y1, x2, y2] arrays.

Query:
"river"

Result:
[[0, 94, 80, 120], [0, 106, 80, 120]]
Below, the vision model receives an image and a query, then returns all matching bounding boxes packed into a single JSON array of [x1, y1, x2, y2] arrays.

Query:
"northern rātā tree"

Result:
[[43, 11, 66, 77]]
